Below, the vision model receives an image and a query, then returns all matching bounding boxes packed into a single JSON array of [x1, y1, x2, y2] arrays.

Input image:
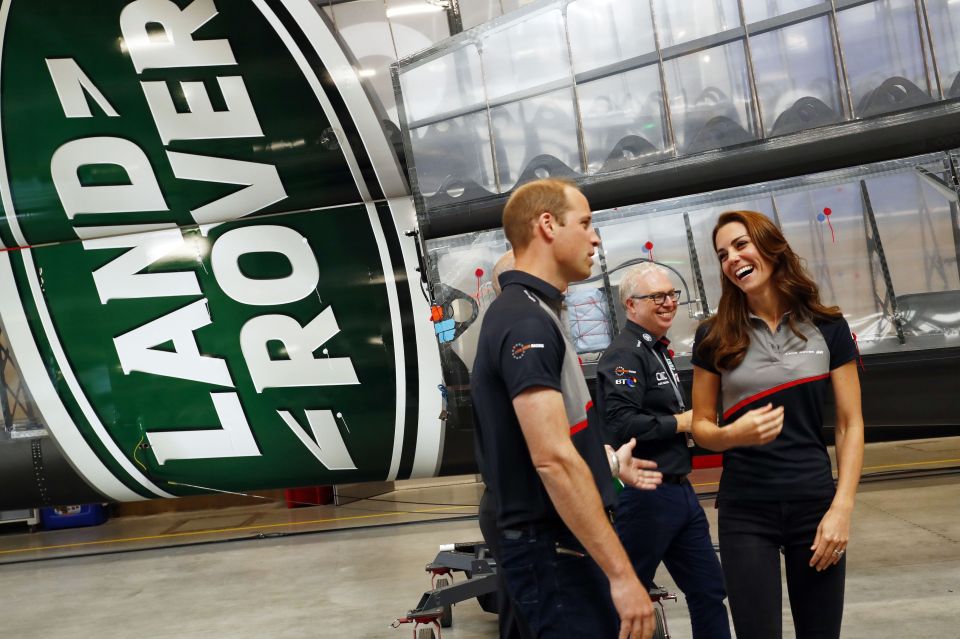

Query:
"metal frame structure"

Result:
[[392, 0, 960, 239]]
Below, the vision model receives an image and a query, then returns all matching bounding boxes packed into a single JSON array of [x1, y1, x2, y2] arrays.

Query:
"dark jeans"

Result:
[[718, 498, 845, 639], [479, 489, 533, 639], [498, 524, 619, 638], [615, 482, 730, 639]]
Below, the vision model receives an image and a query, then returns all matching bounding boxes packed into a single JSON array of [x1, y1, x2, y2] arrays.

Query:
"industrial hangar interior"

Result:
[[0, 1, 957, 637]]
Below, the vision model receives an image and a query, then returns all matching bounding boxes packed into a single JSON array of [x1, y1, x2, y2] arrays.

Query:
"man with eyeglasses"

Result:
[[597, 262, 731, 639]]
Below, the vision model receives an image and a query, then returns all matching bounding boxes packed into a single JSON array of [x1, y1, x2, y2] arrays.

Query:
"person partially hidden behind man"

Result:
[[597, 263, 731, 638], [471, 178, 657, 639]]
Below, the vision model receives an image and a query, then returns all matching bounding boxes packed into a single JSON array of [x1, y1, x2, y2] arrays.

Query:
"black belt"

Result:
[[502, 509, 615, 539], [661, 473, 689, 485]]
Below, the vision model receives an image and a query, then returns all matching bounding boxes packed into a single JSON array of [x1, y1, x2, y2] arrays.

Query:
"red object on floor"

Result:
[[284, 486, 334, 508], [693, 454, 723, 470]]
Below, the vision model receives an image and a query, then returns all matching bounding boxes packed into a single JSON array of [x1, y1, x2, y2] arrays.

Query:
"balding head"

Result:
[[491, 250, 515, 296]]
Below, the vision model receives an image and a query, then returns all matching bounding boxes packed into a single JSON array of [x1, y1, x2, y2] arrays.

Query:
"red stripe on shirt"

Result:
[[569, 401, 594, 435], [722, 373, 829, 421]]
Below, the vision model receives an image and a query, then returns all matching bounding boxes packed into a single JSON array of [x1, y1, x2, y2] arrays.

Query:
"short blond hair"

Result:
[[502, 178, 577, 251]]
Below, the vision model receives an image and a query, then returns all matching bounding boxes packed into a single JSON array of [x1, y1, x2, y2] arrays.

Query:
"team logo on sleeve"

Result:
[[613, 365, 638, 387], [512, 343, 545, 359]]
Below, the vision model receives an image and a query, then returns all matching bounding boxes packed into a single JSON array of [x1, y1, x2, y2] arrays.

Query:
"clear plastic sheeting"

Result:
[[836, 0, 933, 117], [409, 113, 496, 198], [742, 0, 823, 24], [489, 89, 581, 191], [651, 0, 741, 48], [398, 46, 485, 125], [0, 322, 46, 440], [425, 151, 960, 385], [430, 229, 509, 374], [578, 67, 669, 173], [750, 16, 844, 136], [567, 0, 657, 74], [925, 0, 960, 98], [394, 0, 960, 211], [663, 41, 757, 154], [480, 8, 571, 101], [565, 284, 614, 352]]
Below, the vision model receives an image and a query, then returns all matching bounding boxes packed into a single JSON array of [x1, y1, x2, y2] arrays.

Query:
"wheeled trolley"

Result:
[[393, 541, 676, 638]]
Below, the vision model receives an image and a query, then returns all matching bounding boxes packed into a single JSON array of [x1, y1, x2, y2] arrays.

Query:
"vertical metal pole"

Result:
[[946, 153, 960, 283], [445, 0, 464, 35], [596, 232, 620, 336], [913, 0, 939, 98], [828, 0, 855, 118], [769, 194, 783, 229], [648, 0, 677, 156], [560, 1, 591, 174], [917, 0, 945, 99], [735, 0, 766, 137], [476, 42, 503, 193], [860, 180, 906, 344], [684, 212, 710, 318], [0, 341, 13, 429]]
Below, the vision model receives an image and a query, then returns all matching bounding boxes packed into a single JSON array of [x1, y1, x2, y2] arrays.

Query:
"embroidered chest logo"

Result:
[[512, 343, 545, 359]]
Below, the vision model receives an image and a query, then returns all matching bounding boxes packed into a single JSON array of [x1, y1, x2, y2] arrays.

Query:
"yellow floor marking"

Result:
[[0, 505, 473, 556], [6, 456, 959, 557], [692, 457, 960, 489]]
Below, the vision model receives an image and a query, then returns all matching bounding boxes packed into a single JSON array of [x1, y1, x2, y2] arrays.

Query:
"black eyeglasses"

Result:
[[630, 290, 681, 305]]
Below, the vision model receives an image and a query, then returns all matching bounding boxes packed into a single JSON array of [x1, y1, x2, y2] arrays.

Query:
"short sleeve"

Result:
[[818, 317, 857, 370], [691, 322, 719, 374], [499, 315, 564, 398]]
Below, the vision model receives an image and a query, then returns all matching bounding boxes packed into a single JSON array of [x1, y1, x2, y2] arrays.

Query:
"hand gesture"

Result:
[[613, 439, 662, 490], [732, 403, 784, 447], [610, 573, 655, 639], [810, 505, 851, 571]]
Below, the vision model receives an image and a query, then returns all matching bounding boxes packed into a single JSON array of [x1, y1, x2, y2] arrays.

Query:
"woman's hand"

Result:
[[731, 403, 784, 447], [810, 505, 851, 571]]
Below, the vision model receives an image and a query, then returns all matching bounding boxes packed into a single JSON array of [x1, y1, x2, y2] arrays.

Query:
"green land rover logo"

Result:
[[0, 0, 440, 501]]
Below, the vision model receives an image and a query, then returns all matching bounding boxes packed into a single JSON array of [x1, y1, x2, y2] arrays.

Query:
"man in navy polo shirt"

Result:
[[471, 178, 654, 639], [598, 263, 730, 638]]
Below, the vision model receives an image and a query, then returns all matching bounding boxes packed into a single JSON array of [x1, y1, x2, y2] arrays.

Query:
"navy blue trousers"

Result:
[[499, 525, 619, 638], [479, 489, 533, 639], [615, 482, 731, 639], [718, 497, 845, 639]]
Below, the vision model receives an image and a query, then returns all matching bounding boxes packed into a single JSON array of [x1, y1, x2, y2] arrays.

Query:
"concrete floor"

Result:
[[0, 439, 958, 638]]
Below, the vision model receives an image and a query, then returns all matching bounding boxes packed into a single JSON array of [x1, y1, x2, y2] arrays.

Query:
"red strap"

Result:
[[852, 332, 865, 371]]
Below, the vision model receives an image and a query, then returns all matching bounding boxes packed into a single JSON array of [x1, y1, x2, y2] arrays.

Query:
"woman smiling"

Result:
[[691, 210, 865, 639]]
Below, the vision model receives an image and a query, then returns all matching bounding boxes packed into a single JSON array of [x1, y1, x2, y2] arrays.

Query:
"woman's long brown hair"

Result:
[[699, 210, 842, 371]]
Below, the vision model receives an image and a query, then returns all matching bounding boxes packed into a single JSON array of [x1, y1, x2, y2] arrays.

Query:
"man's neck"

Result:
[[514, 249, 568, 292]]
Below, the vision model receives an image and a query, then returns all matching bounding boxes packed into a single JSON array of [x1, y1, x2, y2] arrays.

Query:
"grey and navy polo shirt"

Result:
[[597, 320, 691, 476], [692, 314, 857, 501], [471, 271, 615, 530]]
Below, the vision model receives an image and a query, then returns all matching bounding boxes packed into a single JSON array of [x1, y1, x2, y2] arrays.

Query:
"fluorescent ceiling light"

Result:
[[357, 68, 377, 78], [386, 3, 444, 18]]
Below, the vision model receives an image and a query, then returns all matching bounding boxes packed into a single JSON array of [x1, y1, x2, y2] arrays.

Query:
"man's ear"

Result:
[[536, 211, 555, 240]]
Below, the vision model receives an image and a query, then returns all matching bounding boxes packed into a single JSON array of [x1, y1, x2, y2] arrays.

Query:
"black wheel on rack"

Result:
[[653, 606, 667, 639], [417, 627, 436, 639], [435, 577, 453, 627]]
